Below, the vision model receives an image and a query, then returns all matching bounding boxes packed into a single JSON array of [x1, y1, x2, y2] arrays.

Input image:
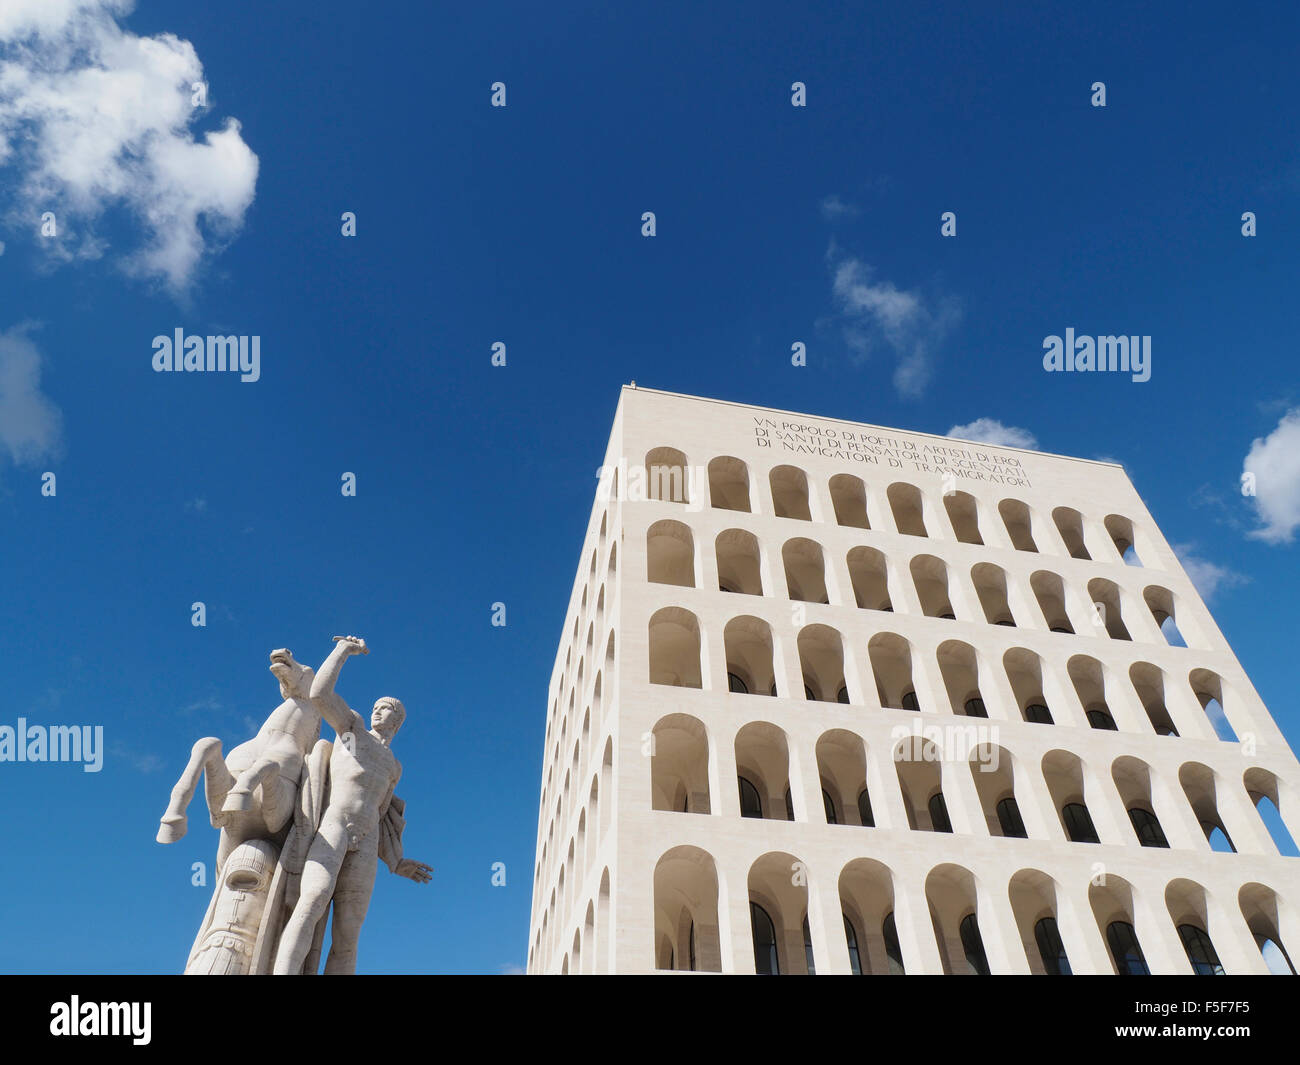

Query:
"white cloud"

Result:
[[827, 247, 960, 397], [1171, 542, 1248, 602], [0, 1, 128, 39], [820, 194, 860, 220], [1243, 407, 1300, 544], [107, 739, 163, 773], [947, 418, 1038, 451], [0, 324, 62, 466], [0, 0, 258, 291]]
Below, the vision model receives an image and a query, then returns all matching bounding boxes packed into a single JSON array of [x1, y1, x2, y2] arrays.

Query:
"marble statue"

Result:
[[274, 635, 432, 974], [157, 637, 430, 974]]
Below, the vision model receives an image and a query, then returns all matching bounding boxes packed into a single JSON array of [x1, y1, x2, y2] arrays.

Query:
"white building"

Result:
[[527, 385, 1300, 975]]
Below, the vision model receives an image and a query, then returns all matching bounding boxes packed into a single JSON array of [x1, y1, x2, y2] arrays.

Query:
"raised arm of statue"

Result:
[[310, 636, 369, 736]]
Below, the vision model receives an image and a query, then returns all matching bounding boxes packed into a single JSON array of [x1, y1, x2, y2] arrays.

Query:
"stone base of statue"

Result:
[[184, 739, 333, 975]]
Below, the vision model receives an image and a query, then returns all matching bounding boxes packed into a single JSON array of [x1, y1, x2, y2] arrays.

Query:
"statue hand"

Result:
[[397, 859, 432, 883], [332, 635, 369, 656]]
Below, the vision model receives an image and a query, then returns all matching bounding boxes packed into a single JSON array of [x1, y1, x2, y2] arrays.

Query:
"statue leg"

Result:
[[222, 753, 282, 814], [274, 817, 346, 975], [257, 769, 300, 838], [322, 847, 378, 975], [158, 737, 234, 843]]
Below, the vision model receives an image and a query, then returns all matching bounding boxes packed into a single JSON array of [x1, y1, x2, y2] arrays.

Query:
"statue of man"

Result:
[[274, 636, 432, 975]]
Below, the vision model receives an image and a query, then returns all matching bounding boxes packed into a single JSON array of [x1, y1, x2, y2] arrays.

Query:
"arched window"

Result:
[[1255, 935, 1296, 975], [999, 499, 1038, 551], [1128, 807, 1170, 848], [645, 447, 691, 503], [651, 713, 709, 814], [901, 690, 920, 712], [829, 474, 870, 529], [1034, 917, 1071, 975], [725, 616, 775, 698], [1024, 703, 1053, 725], [1062, 802, 1100, 843], [1086, 708, 1118, 731], [822, 788, 838, 825], [911, 554, 956, 617], [964, 697, 988, 719], [883, 912, 905, 974], [857, 788, 875, 828], [1087, 578, 1132, 640], [708, 456, 751, 512], [784, 538, 830, 604], [944, 491, 983, 544], [738, 776, 763, 819], [803, 915, 816, 975], [996, 796, 1028, 838], [847, 546, 892, 610], [751, 903, 779, 975], [716, 529, 763, 596], [844, 915, 863, 974], [837, 686, 850, 704], [1106, 921, 1149, 975], [770, 466, 812, 520], [646, 520, 695, 586], [972, 562, 1016, 625], [959, 913, 991, 975], [1204, 822, 1235, 853], [1178, 925, 1225, 975], [929, 792, 953, 833], [1052, 507, 1090, 559], [888, 482, 928, 536], [1105, 514, 1142, 565], [647, 607, 702, 688]]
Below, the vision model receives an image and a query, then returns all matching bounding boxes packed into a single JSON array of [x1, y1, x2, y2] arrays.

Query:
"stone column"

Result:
[[981, 887, 1032, 973], [893, 873, 945, 974], [1060, 878, 1117, 974], [808, 867, 852, 974], [711, 720, 740, 819]]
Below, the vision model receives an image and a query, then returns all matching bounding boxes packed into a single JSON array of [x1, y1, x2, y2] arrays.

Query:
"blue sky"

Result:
[[0, 0, 1298, 974]]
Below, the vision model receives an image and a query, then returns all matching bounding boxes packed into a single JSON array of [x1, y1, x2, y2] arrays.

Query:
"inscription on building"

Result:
[[750, 416, 1032, 487]]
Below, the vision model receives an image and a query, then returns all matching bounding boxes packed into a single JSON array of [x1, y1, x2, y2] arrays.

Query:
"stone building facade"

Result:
[[527, 386, 1299, 975]]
